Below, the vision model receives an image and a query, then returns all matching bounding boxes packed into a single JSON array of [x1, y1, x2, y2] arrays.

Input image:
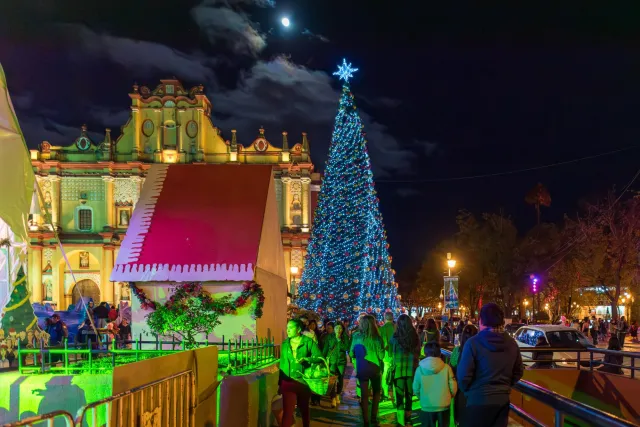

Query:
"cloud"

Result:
[[191, 1, 268, 57], [208, 0, 275, 6], [417, 140, 438, 156], [301, 28, 330, 43], [210, 57, 415, 175], [86, 107, 131, 129], [11, 92, 34, 110], [17, 115, 102, 147], [64, 25, 217, 84]]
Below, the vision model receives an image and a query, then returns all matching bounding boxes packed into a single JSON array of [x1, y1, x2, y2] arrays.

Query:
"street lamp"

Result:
[[290, 266, 299, 300], [446, 254, 456, 277]]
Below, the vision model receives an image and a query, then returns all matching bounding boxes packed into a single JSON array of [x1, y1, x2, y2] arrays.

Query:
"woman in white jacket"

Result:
[[413, 342, 457, 427]]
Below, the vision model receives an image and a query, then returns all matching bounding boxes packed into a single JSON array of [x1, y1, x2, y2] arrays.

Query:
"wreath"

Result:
[[130, 281, 265, 349]]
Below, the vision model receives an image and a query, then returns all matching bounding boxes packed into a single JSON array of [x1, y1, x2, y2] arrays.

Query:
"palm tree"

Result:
[[525, 183, 551, 225]]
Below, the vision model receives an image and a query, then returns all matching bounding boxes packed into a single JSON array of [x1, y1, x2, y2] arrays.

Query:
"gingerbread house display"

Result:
[[111, 164, 287, 346]]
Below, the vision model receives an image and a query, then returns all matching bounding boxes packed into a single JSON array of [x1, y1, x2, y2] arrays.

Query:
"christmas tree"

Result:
[[1, 266, 40, 336], [297, 59, 399, 322]]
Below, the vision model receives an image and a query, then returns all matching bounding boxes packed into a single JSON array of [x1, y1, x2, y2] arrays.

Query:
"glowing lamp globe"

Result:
[[281, 17, 290, 27]]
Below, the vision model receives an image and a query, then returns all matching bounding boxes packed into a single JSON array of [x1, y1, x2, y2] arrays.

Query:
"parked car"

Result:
[[505, 323, 525, 337], [514, 325, 602, 368]]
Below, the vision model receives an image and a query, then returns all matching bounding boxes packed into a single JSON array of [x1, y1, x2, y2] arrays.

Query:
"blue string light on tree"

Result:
[[296, 59, 399, 322]]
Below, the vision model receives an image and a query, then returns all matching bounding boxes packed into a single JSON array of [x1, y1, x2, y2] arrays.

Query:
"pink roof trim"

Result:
[[112, 164, 273, 282]]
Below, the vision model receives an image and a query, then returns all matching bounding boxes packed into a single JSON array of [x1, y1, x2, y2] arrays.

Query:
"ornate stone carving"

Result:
[[114, 178, 140, 207], [43, 248, 54, 264], [290, 180, 302, 197], [291, 249, 303, 269], [61, 178, 105, 201]]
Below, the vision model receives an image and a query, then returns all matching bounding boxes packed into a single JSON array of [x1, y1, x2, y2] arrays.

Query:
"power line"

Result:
[[377, 146, 639, 183], [542, 165, 640, 273]]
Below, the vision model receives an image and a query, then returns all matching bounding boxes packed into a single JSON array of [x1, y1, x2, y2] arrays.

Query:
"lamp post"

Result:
[[445, 253, 457, 320], [290, 266, 299, 302], [524, 300, 529, 320]]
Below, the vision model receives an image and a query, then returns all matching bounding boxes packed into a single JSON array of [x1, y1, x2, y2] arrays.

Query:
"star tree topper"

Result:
[[333, 58, 359, 83]]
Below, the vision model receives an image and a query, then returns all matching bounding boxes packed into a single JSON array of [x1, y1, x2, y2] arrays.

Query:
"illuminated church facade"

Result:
[[27, 79, 320, 309]]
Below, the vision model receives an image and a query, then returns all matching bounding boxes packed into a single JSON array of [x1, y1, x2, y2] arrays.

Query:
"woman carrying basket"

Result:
[[279, 319, 323, 427], [323, 321, 351, 408]]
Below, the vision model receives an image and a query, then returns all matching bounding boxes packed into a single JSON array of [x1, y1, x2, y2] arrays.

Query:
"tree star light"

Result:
[[333, 58, 359, 83]]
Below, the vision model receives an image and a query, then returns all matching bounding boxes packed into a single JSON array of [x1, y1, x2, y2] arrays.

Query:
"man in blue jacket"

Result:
[[457, 303, 524, 427]]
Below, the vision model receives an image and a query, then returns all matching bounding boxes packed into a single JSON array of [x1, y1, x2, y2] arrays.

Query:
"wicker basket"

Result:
[[302, 358, 338, 396]]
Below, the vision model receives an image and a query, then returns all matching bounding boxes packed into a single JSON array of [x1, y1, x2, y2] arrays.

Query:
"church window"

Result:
[[166, 85, 174, 95], [75, 207, 93, 231]]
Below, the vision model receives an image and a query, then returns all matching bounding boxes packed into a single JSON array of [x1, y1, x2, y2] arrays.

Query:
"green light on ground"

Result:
[[0, 372, 112, 424]]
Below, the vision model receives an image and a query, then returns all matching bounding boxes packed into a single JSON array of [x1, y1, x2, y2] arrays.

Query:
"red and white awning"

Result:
[[111, 164, 275, 282]]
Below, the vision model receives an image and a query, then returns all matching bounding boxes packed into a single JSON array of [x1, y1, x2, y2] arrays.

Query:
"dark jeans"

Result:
[[454, 390, 467, 423], [618, 332, 627, 348], [356, 360, 381, 426], [462, 403, 510, 427], [281, 379, 311, 427], [419, 409, 450, 427], [590, 330, 598, 346], [394, 376, 413, 412], [330, 364, 346, 397]]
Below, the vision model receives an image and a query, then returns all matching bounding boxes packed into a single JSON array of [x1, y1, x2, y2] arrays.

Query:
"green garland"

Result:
[[131, 281, 265, 319], [131, 281, 265, 349]]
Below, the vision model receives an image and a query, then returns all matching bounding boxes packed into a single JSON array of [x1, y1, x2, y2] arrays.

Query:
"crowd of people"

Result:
[[571, 315, 636, 349], [279, 303, 524, 427], [43, 300, 132, 351]]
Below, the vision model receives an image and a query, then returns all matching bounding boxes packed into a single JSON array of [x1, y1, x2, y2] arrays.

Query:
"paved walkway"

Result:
[[300, 364, 522, 426]]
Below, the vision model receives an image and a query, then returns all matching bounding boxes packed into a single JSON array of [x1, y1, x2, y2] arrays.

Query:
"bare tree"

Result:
[[574, 192, 640, 319]]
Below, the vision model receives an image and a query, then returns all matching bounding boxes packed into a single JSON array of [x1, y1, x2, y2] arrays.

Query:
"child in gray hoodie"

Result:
[[413, 342, 457, 427]]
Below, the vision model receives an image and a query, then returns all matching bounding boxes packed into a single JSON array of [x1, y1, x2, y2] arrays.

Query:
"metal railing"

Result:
[[224, 337, 280, 374], [17, 334, 279, 375], [0, 410, 75, 427], [512, 379, 638, 427], [515, 346, 640, 379], [441, 348, 639, 426], [75, 370, 196, 427]]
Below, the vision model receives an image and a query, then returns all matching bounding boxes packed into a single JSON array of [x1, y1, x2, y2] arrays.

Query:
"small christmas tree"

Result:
[[1, 266, 40, 336], [296, 59, 399, 322]]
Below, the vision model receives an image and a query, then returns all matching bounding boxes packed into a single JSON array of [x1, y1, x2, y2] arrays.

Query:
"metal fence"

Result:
[[224, 337, 279, 374], [17, 335, 279, 375], [441, 348, 639, 426], [0, 410, 75, 427], [516, 346, 640, 379], [511, 379, 638, 427], [75, 370, 196, 427]]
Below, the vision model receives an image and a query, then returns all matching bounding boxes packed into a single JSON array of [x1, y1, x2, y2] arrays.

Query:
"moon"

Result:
[[281, 17, 290, 27]]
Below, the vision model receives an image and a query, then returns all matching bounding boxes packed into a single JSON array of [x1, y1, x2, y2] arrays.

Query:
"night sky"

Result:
[[1, 3, 639, 289]]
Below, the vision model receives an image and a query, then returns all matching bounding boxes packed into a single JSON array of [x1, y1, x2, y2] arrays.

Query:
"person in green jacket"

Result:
[[279, 318, 323, 427], [350, 314, 385, 427], [378, 311, 396, 400], [323, 321, 350, 408]]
